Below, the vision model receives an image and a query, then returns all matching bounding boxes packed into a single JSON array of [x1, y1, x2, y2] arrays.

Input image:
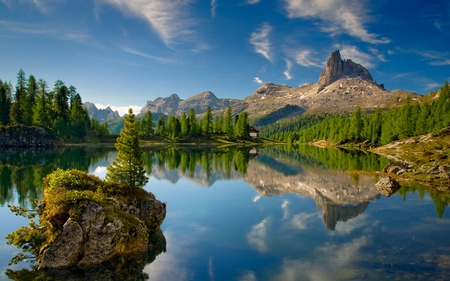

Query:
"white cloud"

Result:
[[337, 45, 375, 68], [95, 103, 142, 116], [242, 0, 260, 4], [250, 22, 274, 62], [283, 59, 293, 80], [397, 48, 450, 66], [211, 0, 217, 17], [100, 0, 199, 46], [284, 0, 390, 44], [238, 271, 257, 281], [120, 46, 183, 64], [253, 77, 263, 84], [293, 49, 322, 68], [425, 82, 442, 91], [368, 47, 387, 62]]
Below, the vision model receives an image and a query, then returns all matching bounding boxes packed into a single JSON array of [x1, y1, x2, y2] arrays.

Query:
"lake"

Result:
[[1, 145, 450, 280]]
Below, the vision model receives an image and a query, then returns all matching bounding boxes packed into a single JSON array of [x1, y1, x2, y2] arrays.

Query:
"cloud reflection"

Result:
[[247, 217, 270, 253]]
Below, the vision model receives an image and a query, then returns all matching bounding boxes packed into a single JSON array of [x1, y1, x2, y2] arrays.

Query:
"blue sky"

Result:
[[1, 0, 449, 115]]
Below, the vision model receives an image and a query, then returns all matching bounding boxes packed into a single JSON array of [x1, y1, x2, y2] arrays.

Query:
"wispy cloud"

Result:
[[337, 45, 375, 68], [284, 0, 390, 44], [253, 77, 263, 84], [120, 46, 184, 64], [369, 47, 387, 62], [425, 82, 442, 91], [250, 22, 273, 62], [293, 49, 322, 68], [211, 0, 217, 17], [398, 48, 450, 66], [0, 20, 92, 43], [242, 0, 260, 4], [283, 59, 293, 80], [100, 0, 200, 47]]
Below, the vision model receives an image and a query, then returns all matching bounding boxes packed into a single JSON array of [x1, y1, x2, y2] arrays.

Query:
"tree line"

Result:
[[267, 81, 450, 145], [0, 69, 108, 138], [137, 106, 250, 140]]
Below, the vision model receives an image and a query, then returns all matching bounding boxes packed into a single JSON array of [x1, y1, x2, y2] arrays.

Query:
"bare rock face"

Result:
[[0, 125, 64, 148], [38, 186, 166, 270], [375, 176, 401, 197], [317, 50, 374, 92], [39, 219, 83, 269]]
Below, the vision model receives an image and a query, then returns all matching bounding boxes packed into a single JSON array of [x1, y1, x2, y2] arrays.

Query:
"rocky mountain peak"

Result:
[[83, 102, 120, 123], [317, 50, 374, 92]]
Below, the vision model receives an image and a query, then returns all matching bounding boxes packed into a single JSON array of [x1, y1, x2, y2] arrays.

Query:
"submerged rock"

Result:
[[376, 176, 401, 197]]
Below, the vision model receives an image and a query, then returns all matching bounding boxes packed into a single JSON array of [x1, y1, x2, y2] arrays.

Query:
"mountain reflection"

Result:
[[0, 145, 448, 227]]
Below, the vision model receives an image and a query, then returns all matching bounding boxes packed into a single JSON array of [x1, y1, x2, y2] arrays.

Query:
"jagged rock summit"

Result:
[[139, 91, 246, 117], [83, 102, 120, 122], [317, 50, 374, 92]]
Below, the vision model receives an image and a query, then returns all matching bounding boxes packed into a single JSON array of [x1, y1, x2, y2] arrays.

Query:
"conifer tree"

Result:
[[180, 111, 189, 137], [33, 79, 50, 128], [24, 75, 37, 125], [188, 108, 198, 136], [106, 108, 148, 188], [350, 107, 362, 141], [156, 115, 166, 136], [10, 69, 27, 125], [202, 106, 212, 134], [140, 111, 154, 136], [0, 80, 11, 125]]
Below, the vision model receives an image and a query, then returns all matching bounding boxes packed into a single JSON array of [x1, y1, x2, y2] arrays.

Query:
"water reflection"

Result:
[[1, 145, 450, 280], [5, 235, 166, 281]]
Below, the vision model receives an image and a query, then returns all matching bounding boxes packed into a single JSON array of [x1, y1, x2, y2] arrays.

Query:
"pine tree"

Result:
[[180, 111, 189, 137], [350, 107, 362, 141], [106, 108, 148, 188], [33, 79, 51, 128], [223, 106, 233, 138], [188, 108, 198, 136], [10, 69, 27, 125], [235, 112, 249, 138], [140, 111, 154, 136], [0, 80, 11, 125], [202, 106, 212, 134], [156, 115, 166, 136], [24, 75, 37, 125]]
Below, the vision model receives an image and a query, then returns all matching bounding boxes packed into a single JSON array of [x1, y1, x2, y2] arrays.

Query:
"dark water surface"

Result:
[[1, 146, 450, 280]]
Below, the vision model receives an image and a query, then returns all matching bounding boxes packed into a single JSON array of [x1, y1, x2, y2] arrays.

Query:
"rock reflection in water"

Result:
[[5, 233, 166, 281]]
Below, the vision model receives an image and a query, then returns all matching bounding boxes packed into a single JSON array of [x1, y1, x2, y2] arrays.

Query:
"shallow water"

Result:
[[1, 146, 449, 280]]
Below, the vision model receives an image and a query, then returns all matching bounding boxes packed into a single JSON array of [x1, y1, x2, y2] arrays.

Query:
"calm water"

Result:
[[1, 146, 450, 280]]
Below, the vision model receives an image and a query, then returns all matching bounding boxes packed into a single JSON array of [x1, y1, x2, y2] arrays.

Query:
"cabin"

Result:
[[249, 126, 259, 138]]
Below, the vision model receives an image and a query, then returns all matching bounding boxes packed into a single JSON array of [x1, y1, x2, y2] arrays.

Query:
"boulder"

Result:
[[376, 176, 401, 197]]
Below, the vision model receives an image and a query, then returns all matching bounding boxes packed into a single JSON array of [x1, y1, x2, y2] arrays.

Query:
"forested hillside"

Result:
[[0, 69, 109, 140], [265, 81, 450, 145]]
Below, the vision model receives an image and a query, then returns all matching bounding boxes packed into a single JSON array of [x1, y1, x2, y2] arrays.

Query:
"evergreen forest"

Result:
[[264, 81, 450, 145], [0, 69, 109, 139]]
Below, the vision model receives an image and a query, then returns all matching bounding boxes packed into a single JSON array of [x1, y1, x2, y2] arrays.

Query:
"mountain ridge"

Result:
[[85, 50, 423, 125]]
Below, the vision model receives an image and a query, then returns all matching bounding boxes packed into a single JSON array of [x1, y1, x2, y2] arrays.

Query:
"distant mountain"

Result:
[[86, 49, 425, 127], [83, 102, 120, 123], [245, 50, 421, 125], [138, 91, 246, 117]]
